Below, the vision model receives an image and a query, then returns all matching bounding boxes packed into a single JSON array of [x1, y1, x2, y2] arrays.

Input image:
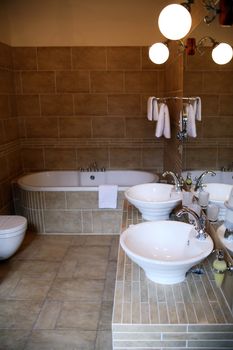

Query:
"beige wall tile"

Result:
[[125, 71, 158, 93], [76, 148, 109, 169], [0, 69, 14, 94], [12, 47, 37, 70], [22, 72, 55, 93], [41, 94, 74, 116], [92, 210, 122, 233], [67, 192, 98, 209], [218, 147, 233, 169], [0, 95, 11, 118], [4, 118, 19, 142], [92, 117, 125, 138], [59, 117, 92, 138], [203, 72, 233, 94], [44, 210, 82, 233], [203, 116, 233, 138], [109, 148, 141, 168], [185, 147, 217, 169], [108, 94, 141, 115], [219, 95, 233, 115], [107, 47, 141, 70], [56, 71, 89, 93], [90, 71, 124, 92], [16, 95, 40, 116], [7, 149, 22, 176], [200, 94, 219, 116], [74, 94, 107, 115], [183, 71, 203, 95], [0, 42, 12, 69], [142, 147, 164, 169], [44, 192, 66, 209], [125, 118, 155, 138], [44, 148, 76, 169], [0, 155, 9, 181], [25, 117, 58, 138], [38, 47, 71, 70], [72, 47, 107, 70], [22, 148, 44, 170]]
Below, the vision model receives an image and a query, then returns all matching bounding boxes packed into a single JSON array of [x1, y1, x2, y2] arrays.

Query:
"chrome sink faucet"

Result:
[[194, 170, 216, 192], [176, 207, 208, 240], [162, 171, 183, 192]]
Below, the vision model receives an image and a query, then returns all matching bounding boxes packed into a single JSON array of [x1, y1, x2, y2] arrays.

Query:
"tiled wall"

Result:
[[183, 48, 233, 170], [0, 42, 22, 214], [16, 188, 124, 234], [13, 46, 164, 173]]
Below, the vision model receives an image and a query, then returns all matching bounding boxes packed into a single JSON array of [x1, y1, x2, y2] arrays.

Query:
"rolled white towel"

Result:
[[163, 104, 171, 138], [147, 97, 155, 121], [155, 103, 165, 137], [187, 104, 197, 138], [193, 97, 201, 121]]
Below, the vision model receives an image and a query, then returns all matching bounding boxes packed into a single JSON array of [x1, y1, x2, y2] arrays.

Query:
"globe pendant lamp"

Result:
[[149, 42, 169, 64], [158, 4, 192, 40], [212, 43, 233, 65]]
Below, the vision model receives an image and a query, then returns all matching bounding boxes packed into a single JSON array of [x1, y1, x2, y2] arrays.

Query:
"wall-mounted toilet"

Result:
[[0, 216, 27, 260]]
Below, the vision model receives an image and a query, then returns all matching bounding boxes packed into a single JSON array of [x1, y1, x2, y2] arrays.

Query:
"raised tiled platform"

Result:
[[112, 202, 233, 350]]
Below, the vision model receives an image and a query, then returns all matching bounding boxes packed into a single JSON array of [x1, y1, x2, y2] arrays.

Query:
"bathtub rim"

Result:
[[17, 169, 159, 192]]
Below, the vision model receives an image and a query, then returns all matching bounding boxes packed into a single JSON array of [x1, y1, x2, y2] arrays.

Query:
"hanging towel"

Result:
[[163, 104, 171, 138], [155, 103, 165, 137], [98, 185, 118, 209], [187, 104, 197, 138], [147, 97, 159, 121], [193, 97, 202, 121]]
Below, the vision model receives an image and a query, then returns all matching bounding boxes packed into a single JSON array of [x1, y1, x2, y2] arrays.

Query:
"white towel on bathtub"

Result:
[[98, 185, 118, 209]]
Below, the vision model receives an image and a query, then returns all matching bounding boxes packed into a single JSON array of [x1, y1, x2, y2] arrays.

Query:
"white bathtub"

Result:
[[18, 170, 158, 191], [182, 170, 233, 185], [16, 170, 158, 234]]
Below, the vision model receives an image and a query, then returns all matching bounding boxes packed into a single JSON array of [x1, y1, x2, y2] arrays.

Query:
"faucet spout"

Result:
[[194, 170, 216, 192], [162, 171, 183, 192], [176, 207, 207, 240]]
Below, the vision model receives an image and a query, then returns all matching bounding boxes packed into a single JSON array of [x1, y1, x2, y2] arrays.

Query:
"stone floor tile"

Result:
[[65, 245, 110, 264], [34, 301, 62, 330], [73, 262, 108, 280], [0, 329, 30, 350], [0, 271, 21, 298], [9, 260, 59, 280], [84, 235, 113, 246], [9, 276, 52, 301], [56, 301, 101, 330], [95, 330, 112, 350], [0, 300, 41, 329], [24, 329, 96, 350], [98, 301, 114, 331], [47, 278, 105, 301]]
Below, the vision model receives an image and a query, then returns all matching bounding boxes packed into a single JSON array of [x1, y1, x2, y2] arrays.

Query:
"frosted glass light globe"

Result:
[[212, 43, 233, 65], [158, 4, 192, 40], [149, 43, 169, 64]]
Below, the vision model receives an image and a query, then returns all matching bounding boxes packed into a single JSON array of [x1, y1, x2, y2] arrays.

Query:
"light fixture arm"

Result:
[[181, 0, 195, 12], [203, 0, 220, 24]]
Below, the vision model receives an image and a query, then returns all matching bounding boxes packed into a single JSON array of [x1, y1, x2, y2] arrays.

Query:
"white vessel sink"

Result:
[[120, 221, 213, 284], [125, 183, 182, 220], [203, 183, 233, 220], [216, 224, 233, 256]]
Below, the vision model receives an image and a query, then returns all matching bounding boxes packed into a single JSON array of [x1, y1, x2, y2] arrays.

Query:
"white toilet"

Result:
[[0, 215, 27, 260]]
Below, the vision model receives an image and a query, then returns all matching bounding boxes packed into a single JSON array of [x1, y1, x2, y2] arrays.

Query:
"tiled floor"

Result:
[[0, 232, 119, 350]]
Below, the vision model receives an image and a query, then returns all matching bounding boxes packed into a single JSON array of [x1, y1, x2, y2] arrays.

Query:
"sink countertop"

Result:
[[112, 200, 233, 350]]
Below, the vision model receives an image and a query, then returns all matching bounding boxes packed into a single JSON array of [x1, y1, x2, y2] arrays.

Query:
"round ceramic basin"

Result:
[[204, 183, 233, 220], [125, 183, 182, 220], [120, 221, 213, 284], [216, 224, 233, 256]]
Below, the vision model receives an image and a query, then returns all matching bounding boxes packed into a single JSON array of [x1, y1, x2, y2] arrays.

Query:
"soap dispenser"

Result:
[[213, 250, 227, 288]]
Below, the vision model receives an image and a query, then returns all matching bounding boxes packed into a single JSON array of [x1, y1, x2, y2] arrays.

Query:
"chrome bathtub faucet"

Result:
[[162, 171, 183, 192], [176, 207, 208, 240], [194, 170, 216, 192]]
